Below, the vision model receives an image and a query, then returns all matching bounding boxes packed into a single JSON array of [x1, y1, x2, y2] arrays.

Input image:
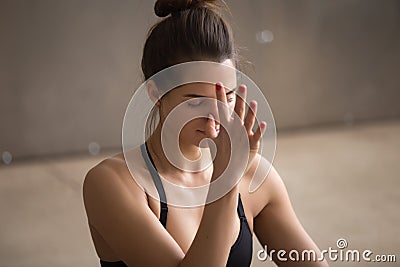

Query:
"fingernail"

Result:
[[239, 85, 246, 93], [260, 122, 266, 128], [216, 83, 222, 90]]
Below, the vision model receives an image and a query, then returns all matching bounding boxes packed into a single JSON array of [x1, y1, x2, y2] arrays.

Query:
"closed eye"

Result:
[[187, 99, 203, 107], [184, 89, 236, 108]]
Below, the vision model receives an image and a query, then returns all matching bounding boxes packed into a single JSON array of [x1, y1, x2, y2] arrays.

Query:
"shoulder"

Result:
[[83, 152, 148, 222], [83, 153, 130, 191], [242, 153, 287, 218], [83, 147, 148, 192], [82, 153, 185, 266], [86, 154, 124, 177]]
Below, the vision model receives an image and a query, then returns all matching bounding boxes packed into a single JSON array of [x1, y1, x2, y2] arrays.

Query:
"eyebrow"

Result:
[[183, 89, 236, 98]]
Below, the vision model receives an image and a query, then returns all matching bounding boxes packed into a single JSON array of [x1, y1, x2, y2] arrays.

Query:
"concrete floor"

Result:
[[0, 120, 399, 267]]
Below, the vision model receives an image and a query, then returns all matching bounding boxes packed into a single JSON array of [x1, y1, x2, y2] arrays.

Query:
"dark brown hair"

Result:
[[141, 0, 238, 80], [142, 0, 239, 137]]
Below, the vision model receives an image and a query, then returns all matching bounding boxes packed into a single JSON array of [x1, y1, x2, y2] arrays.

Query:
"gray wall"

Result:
[[1, 0, 400, 159]]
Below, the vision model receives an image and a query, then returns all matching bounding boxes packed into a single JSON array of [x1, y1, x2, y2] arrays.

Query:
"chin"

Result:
[[198, 139, 210, 149]]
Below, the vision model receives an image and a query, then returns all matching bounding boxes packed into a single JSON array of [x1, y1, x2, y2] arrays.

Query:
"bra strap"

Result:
[[140, 143, 168, 228]]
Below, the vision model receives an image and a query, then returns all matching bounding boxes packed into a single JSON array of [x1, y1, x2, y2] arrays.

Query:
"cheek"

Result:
[[159, 102, 172, 119]]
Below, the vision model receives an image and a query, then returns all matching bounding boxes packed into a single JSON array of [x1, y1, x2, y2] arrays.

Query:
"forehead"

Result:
[[180, 59, 237, 89], [154, 59, 237, 97], [171, 82, 233, 96]]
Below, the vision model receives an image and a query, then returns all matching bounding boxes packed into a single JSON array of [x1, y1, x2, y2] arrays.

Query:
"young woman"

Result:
[[83, 0, 329, 266]]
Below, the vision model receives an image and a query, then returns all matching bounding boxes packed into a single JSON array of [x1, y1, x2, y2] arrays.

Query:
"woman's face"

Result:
[[157, 59, 237, 147]]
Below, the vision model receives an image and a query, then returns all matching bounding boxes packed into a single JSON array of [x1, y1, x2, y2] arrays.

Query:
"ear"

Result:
[[146, 80, 161, 106]]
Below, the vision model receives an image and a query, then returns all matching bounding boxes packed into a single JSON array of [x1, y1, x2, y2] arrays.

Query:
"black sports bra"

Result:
[[99, 143, 253, 266]]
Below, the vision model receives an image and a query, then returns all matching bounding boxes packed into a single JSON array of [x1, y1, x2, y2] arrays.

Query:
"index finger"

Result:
[[216, 82, 230, 123], [234, 84, 247, 122]]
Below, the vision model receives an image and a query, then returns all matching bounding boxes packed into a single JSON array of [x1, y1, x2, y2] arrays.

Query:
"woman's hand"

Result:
[[206, 83, 266, 184], [237, 84, 267, 171]]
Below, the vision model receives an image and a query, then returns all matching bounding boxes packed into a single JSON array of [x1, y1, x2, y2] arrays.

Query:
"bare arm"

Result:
[[254, 165, 329, 266], [83, 161, 239, 267]]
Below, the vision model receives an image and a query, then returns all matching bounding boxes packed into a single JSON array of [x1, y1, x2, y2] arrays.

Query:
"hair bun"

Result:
[[154, 0, 220, 17]]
